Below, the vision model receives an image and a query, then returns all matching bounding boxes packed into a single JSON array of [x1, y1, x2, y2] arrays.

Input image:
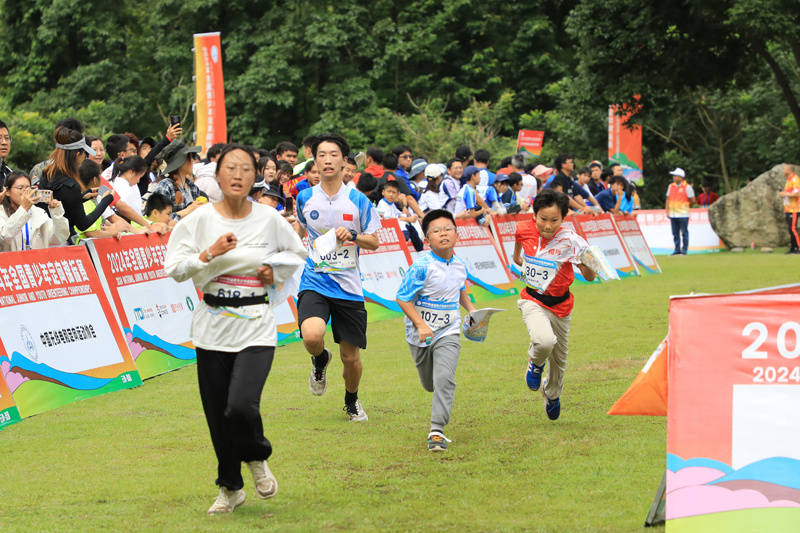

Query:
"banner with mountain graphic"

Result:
[[85, 234, 198, 380], [0, 247, 141, 419], [666, 287, 800, 531]]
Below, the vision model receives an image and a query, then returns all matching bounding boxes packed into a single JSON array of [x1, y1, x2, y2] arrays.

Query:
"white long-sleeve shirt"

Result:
[[0, 203, 69, 251], [164, 202, 307, 351]]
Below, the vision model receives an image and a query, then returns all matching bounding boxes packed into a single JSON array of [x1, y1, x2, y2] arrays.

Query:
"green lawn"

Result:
[[2, 251, 798, 532]]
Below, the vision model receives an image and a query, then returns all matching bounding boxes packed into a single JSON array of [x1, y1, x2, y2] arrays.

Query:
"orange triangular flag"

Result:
[[607, 335, 668, 416]]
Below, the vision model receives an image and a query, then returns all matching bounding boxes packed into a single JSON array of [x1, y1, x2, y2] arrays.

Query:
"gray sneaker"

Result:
[[308, 349, 332, 396], [207, 487, 246, 515]]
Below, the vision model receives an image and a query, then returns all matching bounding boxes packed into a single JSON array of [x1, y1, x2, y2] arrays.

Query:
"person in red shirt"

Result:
[[696, 182, 719, 207], [513, 189, 597, 420]]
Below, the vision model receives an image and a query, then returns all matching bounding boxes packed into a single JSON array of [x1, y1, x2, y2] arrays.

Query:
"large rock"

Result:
[[708, 164, 797, 248]]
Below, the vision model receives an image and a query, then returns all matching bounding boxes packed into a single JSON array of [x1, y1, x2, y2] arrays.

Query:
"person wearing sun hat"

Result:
[[665, 167, 695, 255], [152, 139, 209, 220]]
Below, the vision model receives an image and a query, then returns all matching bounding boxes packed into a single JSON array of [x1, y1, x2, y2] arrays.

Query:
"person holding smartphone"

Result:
[[164, 144, 307, 515], [0, 171, 69, 250]]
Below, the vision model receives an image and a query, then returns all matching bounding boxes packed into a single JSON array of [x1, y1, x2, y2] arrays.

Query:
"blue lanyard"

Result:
[[23, 222, 30, 250]]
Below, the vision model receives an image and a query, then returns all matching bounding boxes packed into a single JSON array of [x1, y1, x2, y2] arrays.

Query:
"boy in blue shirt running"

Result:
[[396, 209, 476, 452]]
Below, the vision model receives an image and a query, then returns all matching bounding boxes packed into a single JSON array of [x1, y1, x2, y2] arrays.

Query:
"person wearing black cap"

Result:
[[152, 140, 209, 220]]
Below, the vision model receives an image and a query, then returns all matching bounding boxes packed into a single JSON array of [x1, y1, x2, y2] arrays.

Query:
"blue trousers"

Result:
[[670, 217, 689, 254]]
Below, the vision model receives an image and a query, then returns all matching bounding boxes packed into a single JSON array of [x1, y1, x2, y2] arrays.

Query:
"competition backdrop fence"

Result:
[[0, 212, 674, 430]]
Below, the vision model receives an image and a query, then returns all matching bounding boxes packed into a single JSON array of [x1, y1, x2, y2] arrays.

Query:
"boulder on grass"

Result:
[[708, 164, 797, 249]]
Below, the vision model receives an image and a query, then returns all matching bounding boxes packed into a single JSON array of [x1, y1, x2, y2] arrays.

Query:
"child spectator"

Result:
[[377, 180, 423, 251]]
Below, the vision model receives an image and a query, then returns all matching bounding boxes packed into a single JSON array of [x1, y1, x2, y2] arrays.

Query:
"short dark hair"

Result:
[[553, 154, 574, 173], [345, 155, 357, 166], [215, 143, 258, 177], [391, 145, 412, 157], [0, 119, 8, 131], [533, 189, 569, 217], [382, 153, 398, 170], [507, 172, 523, 186], [366, 146, 384, 163], [275, 141, 298, 156], [577, 167, 590, 176], [610, 176, 627, 187], [356, 172, 377, 194], [422, 209, 455, 235], [276, 160, 293, 176], [311, 133, 350, 159], [382, 180, 400, 191], [455, 145, 471, 161], [145, 192, 172, 216], [78, 159, 102, 187], [206, 143, 226, 161], [55, 118, 83, 133], [304, 159, 316, 173], [258, 154, 277, 174], [473, 149, 490, 164], [500, 156, 512, 168], [106, 134, 130, 160], [608, 162, 621, 171], [301, 135, 318, 148], [447, 158, 461, 170]]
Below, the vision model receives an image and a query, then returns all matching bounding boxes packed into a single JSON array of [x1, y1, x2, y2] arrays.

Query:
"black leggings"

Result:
[[787, 213, 799, 251], [196, 345, 275, 490]]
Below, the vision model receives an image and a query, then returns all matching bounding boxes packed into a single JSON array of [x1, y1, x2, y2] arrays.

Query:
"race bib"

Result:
[[314, 241, 357, 272], [523, 254, 558, 293], [205, 275, 266, 320], [414, 296, 459, 331]]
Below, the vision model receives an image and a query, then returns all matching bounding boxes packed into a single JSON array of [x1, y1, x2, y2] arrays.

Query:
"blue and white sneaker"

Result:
[[525, 359, 544, 391], [545, 396, 561, 420]]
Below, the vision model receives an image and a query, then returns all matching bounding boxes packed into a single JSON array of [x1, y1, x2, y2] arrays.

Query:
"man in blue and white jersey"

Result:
[[396, 209, 475, 452], [295, 133, 381, 422]]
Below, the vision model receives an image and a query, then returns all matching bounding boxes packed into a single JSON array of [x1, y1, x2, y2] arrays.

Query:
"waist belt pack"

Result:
[[525, 287, 570, 307], [203, 293, 269, 307]]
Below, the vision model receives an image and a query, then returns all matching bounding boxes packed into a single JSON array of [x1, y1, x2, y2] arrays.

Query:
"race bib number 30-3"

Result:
[[523, 254, 558, 293], [414, 296, 459, 331]]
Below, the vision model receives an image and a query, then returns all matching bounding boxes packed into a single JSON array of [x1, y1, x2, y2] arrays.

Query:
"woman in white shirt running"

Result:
[[0, 171, 69, 251], [164, 144, 307, 516]]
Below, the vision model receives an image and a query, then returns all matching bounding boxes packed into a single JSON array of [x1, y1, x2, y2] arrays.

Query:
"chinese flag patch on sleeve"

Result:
[[343, 214, 354, 221]]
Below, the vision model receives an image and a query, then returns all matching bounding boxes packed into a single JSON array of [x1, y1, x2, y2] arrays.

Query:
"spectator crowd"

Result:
[[0, 116, 723, 253]]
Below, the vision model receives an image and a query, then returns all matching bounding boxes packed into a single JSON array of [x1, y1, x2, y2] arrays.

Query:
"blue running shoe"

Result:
[[546, 397, 561, 420], [526, 359, 544, 391]]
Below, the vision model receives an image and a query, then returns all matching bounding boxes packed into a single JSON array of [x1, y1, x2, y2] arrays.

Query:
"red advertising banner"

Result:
[[359, 219, 414, 319], [0, 246, 141, 420], [453, 219, 515, 298], [516, 130, 545, 156], [194, 32, 227, 155], [666, 286, 800, 530], [572, 213, 639, 277], [85, 234, 199, 379], [608, 104, 643, 184], [612, 214, 661, 273]]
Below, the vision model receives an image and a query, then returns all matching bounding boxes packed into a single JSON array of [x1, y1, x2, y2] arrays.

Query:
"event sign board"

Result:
[[613, 214, 662, 273], [635, 209, 724, 255], [572, 214, 639, 277], [0, 367, 20, 429], [453, 220, 516, 298], [666, 288, 800, 531], [359, 219, 413, 321], [609, 103, 643, 184], [0, 247, 141, 419], [193, 32, 227, 155], [85, 235, 198, 379], [516, 130, 545, 156]]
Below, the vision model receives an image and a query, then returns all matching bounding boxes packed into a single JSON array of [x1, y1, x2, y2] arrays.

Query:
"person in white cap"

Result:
[[665, 167, 695, 255], [418, 163, 447, 213]]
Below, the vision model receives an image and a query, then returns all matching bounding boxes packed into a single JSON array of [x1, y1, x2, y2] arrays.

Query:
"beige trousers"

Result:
[[517, 299, 571, 401]]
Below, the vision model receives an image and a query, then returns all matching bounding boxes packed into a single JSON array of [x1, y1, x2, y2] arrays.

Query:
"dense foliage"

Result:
[[1, 0, 798, 206]]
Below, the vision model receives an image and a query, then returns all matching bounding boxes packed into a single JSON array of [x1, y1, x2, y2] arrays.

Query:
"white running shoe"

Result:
[[344, 399, 368, 422], [207, 487, 246, 515], [308, 349, 332, 396], [246, 460, 278, 499]]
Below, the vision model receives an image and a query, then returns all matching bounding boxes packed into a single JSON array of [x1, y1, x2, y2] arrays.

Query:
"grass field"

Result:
[[2, 251, 798, 532]]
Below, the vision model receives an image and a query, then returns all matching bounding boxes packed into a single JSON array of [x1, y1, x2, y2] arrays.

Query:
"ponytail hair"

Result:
[[42, 127, 84, 184], [111, 155, 147, 179]]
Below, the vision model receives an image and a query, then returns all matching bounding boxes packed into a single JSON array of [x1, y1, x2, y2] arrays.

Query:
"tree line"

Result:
[[1, 0, 798, 207]]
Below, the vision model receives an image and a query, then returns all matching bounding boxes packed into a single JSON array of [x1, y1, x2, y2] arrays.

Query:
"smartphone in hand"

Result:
[[38, 189, 53, 203], [170, 114, 181, 126]]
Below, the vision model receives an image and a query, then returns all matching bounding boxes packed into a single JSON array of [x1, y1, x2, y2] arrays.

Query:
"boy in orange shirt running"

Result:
[[513, 189, 597, 420]]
